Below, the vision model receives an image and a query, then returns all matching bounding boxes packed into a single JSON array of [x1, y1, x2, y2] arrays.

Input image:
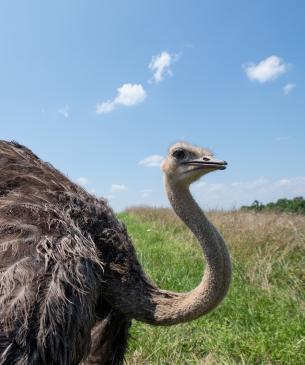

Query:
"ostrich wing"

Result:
[[0, 209, 102, 365]]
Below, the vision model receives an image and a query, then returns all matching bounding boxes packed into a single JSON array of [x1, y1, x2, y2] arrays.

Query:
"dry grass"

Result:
[[126, 206, 305, 251], [126, 206, 305, 292]]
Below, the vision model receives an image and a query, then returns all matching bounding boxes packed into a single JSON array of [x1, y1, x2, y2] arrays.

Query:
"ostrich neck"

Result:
[[155, 176, 232, 322], [103, 176, 231, 326], [165, 177, 229, 269], [166, 177, 220, 247]]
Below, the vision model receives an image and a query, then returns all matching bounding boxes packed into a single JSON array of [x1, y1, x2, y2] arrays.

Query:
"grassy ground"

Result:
[[118, 207, 305, 365]]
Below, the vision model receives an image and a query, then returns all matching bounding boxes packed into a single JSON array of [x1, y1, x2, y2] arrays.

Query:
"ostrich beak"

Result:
[[183, 158, 228, 170]]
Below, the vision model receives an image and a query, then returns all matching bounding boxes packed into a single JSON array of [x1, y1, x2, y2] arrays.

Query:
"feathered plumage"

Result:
[[0, 141, 131, 365], [0, 140, 232, 364]]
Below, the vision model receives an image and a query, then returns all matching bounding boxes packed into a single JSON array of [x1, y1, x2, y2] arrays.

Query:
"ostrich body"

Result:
[[0, 141, 231, 364]]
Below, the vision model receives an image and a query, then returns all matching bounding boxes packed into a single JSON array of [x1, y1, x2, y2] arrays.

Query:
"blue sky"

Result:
[[1, 1, 304, 211]]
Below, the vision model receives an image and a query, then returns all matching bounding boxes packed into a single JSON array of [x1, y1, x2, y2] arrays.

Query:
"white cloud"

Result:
[[96, 101, 115, 114], [96, 83, 147, 114], [114, 84, 146, 106], [283, 83, 296, 95], [141, 189, 153, 199], [244, 55, 289, 83], [139, 154, 164, 167], [105, 194, 115, 200], [111, 184, 128, 193], [58, 105, 69, 118], [277, 179, 290, 186], [193, 176, 305, 209], [149, 51, 178, 83], [76, 177, 89, 186]]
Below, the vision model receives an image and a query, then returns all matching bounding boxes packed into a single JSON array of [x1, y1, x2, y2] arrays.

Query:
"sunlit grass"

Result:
[[118, 207, 305, 365]]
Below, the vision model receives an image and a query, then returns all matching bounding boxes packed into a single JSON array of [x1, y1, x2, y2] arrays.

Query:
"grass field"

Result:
[[118, 207, 305, 365]]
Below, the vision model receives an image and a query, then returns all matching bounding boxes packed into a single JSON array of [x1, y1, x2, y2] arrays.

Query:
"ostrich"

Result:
[[0, 140, 231, 365]]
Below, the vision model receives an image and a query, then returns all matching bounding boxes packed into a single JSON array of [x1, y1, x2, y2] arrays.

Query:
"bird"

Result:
[[0, 140, 231, 365]]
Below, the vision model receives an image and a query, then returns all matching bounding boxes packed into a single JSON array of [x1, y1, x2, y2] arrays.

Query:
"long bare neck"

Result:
[[102, 176, 231, 325], [164, 176, 232, 312]]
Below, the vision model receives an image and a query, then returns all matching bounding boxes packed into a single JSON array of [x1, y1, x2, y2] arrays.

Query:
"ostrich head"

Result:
[[161, 141, 227, 185]]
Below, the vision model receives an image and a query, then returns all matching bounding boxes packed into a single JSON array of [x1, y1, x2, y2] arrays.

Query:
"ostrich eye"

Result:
[[172, 149, 186, 160]]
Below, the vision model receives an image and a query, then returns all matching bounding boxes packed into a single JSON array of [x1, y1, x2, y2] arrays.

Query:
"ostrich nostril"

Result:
[[202, 157, 210, 161]]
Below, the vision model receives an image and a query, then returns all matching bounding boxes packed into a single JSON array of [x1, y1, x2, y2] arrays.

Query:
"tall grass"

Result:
[[118, 207, 305, 365]]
